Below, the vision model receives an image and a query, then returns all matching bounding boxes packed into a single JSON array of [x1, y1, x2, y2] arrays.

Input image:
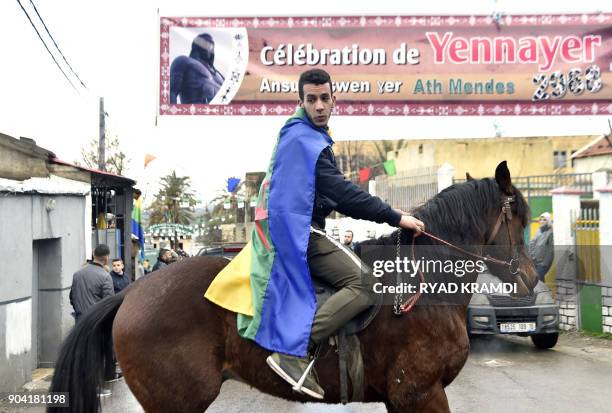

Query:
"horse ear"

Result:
[[466, 172, 475, 181], [495, 161, 512, 193]]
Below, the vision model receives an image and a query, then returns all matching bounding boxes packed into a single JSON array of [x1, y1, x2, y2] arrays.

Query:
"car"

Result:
[[467, 272, 559, 349], [197, 243, 246, 260]]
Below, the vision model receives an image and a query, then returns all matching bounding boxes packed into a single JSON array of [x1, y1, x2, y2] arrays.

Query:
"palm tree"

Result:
[[147, 171, 197, 225]]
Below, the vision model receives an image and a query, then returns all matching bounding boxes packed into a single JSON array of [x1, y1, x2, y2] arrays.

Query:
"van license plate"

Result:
[[499, 322, 536, 333]]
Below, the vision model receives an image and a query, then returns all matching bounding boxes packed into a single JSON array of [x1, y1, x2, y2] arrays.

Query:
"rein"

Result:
[[393, 195, 521, 315]]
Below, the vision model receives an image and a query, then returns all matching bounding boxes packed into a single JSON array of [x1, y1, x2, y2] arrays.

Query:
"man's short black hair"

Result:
[[298, 69, 333, 101], [112, 258, 123, 264], [93, 244, 110, 258]]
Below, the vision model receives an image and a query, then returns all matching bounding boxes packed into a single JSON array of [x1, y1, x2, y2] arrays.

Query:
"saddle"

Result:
[[312, 278, 382, 404]]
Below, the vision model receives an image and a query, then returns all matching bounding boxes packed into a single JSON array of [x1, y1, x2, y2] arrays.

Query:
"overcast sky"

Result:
[[1, 0, 610, 207]]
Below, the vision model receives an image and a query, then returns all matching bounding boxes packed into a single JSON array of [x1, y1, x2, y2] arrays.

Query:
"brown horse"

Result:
[[49, 161, 538, 413]]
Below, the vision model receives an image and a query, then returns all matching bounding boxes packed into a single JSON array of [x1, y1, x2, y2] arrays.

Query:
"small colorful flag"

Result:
[[144, 154, 156, 168], [131, 196, 145, 259], [383, 159, 397, 176], [227, 177, 240, 192], [359, 167, 371, 183]]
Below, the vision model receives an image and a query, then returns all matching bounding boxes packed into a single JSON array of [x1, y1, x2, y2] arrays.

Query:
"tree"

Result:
[[77, 134, 129, 175], [147, 170, 198, 225], [195, 207, 223, 245], [373, 139, 406, 163]]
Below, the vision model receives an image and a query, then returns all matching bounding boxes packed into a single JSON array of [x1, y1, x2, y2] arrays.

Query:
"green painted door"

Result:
[[579, 285, 603, 333]]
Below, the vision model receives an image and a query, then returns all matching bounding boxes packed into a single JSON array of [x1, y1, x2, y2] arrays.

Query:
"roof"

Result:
[[49, 157, 136, 185], [0, 174, 90, 195], [0, 133, 55, 160], [0, 132, 136, 186], [571, 135, 612, 159], [147, 223, 195, 237]]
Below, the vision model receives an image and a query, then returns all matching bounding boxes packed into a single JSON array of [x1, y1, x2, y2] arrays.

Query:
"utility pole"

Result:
[[98, 97, 106, 171], [173, 197, 179, 250]]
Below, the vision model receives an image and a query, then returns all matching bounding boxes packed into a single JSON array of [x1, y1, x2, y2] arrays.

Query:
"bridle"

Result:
[[485, 195, 521, 275], [393, 194, 522, 315]]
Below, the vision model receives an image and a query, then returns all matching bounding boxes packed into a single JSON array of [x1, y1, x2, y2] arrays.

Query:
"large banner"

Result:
[[159, 14, 611, 116]]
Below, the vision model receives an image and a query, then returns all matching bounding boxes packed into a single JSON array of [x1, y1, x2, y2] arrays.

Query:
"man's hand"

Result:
[[398, 214, 425, 236]]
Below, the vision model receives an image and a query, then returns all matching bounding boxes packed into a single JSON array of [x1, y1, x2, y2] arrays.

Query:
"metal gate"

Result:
[[573, 205, 600, 283], [572, 203, 602, 333]]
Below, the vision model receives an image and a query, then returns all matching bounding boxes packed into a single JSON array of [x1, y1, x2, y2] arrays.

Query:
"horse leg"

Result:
[[385, 382, 450, 413], [418, 383, 450, 413]]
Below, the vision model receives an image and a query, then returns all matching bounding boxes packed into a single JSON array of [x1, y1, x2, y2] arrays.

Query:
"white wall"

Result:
[[4, 300, 32, 360]]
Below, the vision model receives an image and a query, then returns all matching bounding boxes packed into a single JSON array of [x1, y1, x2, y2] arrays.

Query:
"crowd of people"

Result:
[[70, 245, 189, 322], [70, 245, 190, 320]]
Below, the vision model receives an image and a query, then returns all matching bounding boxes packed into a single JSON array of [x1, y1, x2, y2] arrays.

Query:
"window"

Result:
[[570, 150, 577, 168], [553, 150, 567, 169]]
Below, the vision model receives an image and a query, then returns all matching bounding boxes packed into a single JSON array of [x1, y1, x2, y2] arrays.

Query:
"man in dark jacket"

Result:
[[265, 69, 424, 399], [110, 258, 130, 294], [152, 248, 172, 272], [529, 212, 554, 281], [69, 244, 114, 322], [343, 230, 355, 250]]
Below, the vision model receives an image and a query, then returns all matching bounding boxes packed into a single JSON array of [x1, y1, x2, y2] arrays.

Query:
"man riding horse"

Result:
[[208, 69, 424, 399]]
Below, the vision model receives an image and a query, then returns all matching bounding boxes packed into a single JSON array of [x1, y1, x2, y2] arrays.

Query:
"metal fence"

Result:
[[374, 166, 438, 211], [454, 172, 593, 199], [516, 173, 593, 197]]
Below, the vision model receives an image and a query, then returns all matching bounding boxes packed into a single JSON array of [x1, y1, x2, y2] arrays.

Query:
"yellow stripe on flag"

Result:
[[204, 242, 254, 316]]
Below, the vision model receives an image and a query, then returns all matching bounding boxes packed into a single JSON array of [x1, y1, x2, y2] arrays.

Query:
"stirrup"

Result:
[[292, 357, 317, 393]]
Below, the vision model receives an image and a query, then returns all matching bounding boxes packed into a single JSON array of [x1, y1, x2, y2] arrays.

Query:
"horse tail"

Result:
[[48, 293, 124, 413]]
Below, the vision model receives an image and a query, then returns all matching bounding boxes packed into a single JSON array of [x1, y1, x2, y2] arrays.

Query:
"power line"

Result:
[[28, 0, 87, 89], [15, 0, 77, 91]]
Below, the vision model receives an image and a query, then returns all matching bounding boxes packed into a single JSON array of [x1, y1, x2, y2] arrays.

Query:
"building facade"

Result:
[[0, 133, 134, 391]]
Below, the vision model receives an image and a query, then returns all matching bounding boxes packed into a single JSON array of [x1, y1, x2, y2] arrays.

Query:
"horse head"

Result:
[[474, 161, 538, 296]]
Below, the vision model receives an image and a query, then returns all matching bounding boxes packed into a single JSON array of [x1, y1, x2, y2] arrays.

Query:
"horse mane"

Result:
[[357, 178, 529, 253], [413, 178, 529, 244]]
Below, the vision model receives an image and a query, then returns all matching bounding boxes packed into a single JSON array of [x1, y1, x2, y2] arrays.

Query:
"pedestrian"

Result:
[[143, 259, 151, 275], [69, 244, 114, 322], [343, 230, 355, 250], [110, 258, 130, 294], [152, 248, 172, 271], [528, 212, 554, 282]]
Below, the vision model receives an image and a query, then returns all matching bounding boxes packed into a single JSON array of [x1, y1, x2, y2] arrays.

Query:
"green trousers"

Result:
[[307, 227, 375, 344]]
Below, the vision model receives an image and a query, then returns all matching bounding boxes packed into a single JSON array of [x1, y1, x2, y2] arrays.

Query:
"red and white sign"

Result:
[[159, 14, 612, 116]]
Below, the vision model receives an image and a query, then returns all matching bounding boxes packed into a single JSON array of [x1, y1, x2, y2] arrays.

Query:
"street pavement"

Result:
[[5, 332, 611, 412], [100, 332, 612, 413], [446, 333, 612, 412]]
